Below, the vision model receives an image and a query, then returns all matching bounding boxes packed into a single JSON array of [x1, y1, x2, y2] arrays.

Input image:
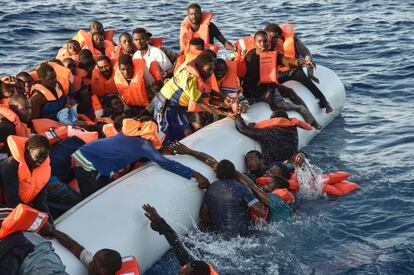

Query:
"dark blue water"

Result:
[[1, 0, 413, 274]]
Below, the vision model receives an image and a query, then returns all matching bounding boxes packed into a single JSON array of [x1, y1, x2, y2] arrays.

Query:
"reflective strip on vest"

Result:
[[27, 212, 47, 232]]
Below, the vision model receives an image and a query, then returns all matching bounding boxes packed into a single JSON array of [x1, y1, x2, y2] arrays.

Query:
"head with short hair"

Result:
[[92, 32, 105, 49], [189, 37, 205, 51], [245, 150, 264, 173], [103, 93, 124, 117], [214, 58, 227, 80], [62, 58, 77, 74], [132, 28, 150, 51], [216, 159, 236, 180], [179, 260, 211, 275], [16, 72, 33, 95], [263, 175, 290, 192], [0, 81, 16, 99], [265, 164, 291, 180], [36, 63, 57, 88], [264, 23, 283, 50], [113, 114, 128, 132], [25, 135, 51, 169], [187, 3, 202, 25], [79, 49, 96, 75], [67, 40, 81, 55], [90, 21, 104, 34], [118, 54, 133, 80], [118, 32, 134, 54], [8, 94, 31, 123], [254, 30, 269, 53], [89, 249, 122, 275], [271, 110, 289, 119], [194, 52, 215, 80], [96, 55, 113, 79]]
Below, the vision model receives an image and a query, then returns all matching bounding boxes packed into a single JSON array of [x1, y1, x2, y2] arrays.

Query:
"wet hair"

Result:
[[264, 23, 283, 36], [272, 175, 290, 189], [187, 260, 210, 275], [67, 39, 81, 48], [189, 37, 205, 49], [96, 249, 122, 274], [118, 54, 133, 67], [216, 159, 236, 180], [270, 164, 291, 180], [204, 49, 217, 60], [119, 32, 132, 42], [26, 135, 51, 152], [96, 55, 111, 64], [216, 58, 227, 69], [187, 3, 202, 12], [36, 63, 54, 80], [245, 150, 263, 161], [254, 30, 268, 40], [16, 71, 32, 80], [194, 52, 214, 68], [132, 27, 152, 38], [271, 110, 289, 119]]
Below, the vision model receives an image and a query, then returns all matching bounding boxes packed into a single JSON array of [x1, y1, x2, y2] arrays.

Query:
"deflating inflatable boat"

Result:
[[52, 65, 346, 273]]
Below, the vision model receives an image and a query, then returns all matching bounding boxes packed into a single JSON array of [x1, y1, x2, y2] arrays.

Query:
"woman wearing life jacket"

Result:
[[110, 32, 136, 62], [56, 39, 81, 63], [91, 55, 118, 97], [16, 71, 34, 96], [180, 3, 234, 54], [0, 135, 51, 215], [29, 63, 67, 121], [143, 204, 218, 275], [153, 51, 234, 145], [264, 23, 333, 113], [0, 95, 31, 156]]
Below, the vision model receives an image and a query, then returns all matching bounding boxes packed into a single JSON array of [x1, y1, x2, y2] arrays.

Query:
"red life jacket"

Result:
[[114, 59, 150, 107], [115, 256, 141, 275], [234, 35, 255, 61], [272, 188, 295, 203], [71, 29, 117, 48], [0, 204, 48, 239], [217, 60, 239, 99], [7, 136, 51, 204], [56, 47, 79, 63], [259, 51, 278, 84], [323, 181, 360, 196], [32, 118, 68, 145], [0, 105, 30, 139], [278, 23, 295, 73], [72, 68, 89, 92], [254, 117, 313, 130], [48, 62, 72, 95], [91, 67, 118, 97], [149, 36, 163, 49], [180, 12, 214, 53]]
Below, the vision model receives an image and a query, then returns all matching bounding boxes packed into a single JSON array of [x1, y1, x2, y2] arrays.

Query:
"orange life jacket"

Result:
[[91, 67, 118, 97], [32, 118, 68, 145], [30, 83, 66, 120], [0, 204, 48, 239], [218, 60, 239, 99], [173, 49, 202, 74], [259, 51, 278, 84], [324, 171, 351, 185], [55, 47, 79, 63], [278, 23, 295, 73], [91, 94, 104, 118], [205, 43, 220, 54], [88, 40, 115, 60], [180, 12, 213, 53], [288, 173, 299, 191], [122, 119, 165, 149], [234, 35, 255, 61], [323, 181, 360, 197], [7, 136, 51, 204], [72, 68, 89, 92], [67, 126, 98, 144], [114, 59, 149, 107], [254, 117, 313, 130], [0, 105, 30, 139], [208, 263, 219, 275], [272, 188, 295, 203], [149, 36, 163, 49], [48, 62, 72, 95], [115, 255, 141, 275], [102, 123, 118, 137], [73, 29, 115, 58]]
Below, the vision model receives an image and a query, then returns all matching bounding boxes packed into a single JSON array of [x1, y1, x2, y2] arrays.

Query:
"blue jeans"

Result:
[[46, 177, 81, 219]]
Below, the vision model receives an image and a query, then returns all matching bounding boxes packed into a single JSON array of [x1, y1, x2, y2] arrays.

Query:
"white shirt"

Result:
[[133, 45, 173, 84], [80, 249, 94, 266]]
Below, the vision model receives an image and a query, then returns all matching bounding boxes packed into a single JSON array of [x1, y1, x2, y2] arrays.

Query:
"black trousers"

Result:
[[73, 167, 111, 198]]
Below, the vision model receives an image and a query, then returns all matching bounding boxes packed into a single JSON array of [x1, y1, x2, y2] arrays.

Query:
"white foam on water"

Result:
[[296, 159, 327, 200]]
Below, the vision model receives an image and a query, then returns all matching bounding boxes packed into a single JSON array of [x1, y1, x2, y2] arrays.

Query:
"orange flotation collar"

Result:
[[122, 119, 165, 149], [254, 117, 313, 130]]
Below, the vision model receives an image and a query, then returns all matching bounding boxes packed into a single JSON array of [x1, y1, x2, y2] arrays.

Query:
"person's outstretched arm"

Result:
[[170, 141, 219, 171], [143, 204, 195, 266], [51, 229, 85, 260]]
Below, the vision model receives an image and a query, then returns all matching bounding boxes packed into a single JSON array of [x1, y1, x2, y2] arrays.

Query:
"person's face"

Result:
[[263, 179, 277, 193], [187, 8, 202, 25], [245, 154, 262, 172], [265, 31, 279, 50], [265, 165, 282, 178], [214, 62, 227, 80], [16, 76, 33, 95], [26, 147, 49, 169], [1, 83, 15, 98], [67, 42, 81, 55], [199, 62, 215, 80], [42, 70, 57, 88], [92, 34, 105, 49], [119, 63, 133, 81], [133, 33, 148, 51], [97, 60, 113, 79], [110, 97, 124, 115], [88, 251, 106, 275], [254, 34, 269, 53], [119, 35, 134, 54], [91, 23, 104, 34], [12, 100, 32, 123]]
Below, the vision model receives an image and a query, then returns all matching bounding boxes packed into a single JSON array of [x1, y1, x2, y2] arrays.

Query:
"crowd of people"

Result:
[[0, 3, 333, 274]]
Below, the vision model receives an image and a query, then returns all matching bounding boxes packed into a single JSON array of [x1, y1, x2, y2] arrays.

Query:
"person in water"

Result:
[[71, 116, 210, 197], [264, 23, 333, 113], [244, 150, 269, 182], [239, 30, 321, 129], [180, 3, 234, 53], [143, 204, 217, 275]]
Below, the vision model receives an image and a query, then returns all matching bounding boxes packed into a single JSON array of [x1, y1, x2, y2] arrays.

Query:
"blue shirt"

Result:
[[78, 132, 193, 178], [203, 180, 258, 237], [267, 194, 292, 223]]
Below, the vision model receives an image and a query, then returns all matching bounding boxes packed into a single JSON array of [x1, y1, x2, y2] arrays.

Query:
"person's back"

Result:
[[204, 179, 255, 236]]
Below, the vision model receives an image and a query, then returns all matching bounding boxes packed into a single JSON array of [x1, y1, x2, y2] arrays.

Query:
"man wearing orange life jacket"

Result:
[[56, 39, 81, 63], [0, 135, 51, 215], [239, 30, 321, 129], [29, 63, 67, 121], [16, 72, 34, 96], [143, 204, 218, 275], [115, 54, 162, 112], [0, 77, 17, 105], [89, 32, 115, 59], [91, 55, 118, 97], [0, 95, 31, 158], [180, 3, 234, 54], [110, 32, 136, 62], [173, 37, 205, 74], [153, 51, 234, 145], [62, 57, 89, 92], [264, 23, 333, 113]]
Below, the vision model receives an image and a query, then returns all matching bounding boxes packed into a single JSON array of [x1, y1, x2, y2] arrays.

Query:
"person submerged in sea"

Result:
[[143, 204, 218, 274]]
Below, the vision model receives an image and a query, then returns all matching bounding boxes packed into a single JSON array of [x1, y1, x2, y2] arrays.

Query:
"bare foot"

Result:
[[325, 103, 333, 113], [311, 121, 322, 130]]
